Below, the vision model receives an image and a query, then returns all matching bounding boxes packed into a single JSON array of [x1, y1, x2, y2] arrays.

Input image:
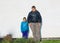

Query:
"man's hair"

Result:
[[32, 6, 36, 8], [23, 17, 26, 20]]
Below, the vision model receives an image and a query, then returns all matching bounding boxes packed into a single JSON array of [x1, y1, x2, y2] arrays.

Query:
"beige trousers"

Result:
[[30, 23, 42, 42]]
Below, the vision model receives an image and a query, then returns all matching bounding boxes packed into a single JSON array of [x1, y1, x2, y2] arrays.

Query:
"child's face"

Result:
[[23, 19, 26, 21]]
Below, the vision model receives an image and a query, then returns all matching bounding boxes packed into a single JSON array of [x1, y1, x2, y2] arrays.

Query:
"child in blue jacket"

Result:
[[21, 17, 29, 39]]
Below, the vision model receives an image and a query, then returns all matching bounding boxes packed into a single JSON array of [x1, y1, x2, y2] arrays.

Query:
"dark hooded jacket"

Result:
[[27, 10, 42, 23]]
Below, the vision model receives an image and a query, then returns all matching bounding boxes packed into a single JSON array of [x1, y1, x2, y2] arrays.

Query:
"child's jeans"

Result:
[[22, 31, 29, 39]]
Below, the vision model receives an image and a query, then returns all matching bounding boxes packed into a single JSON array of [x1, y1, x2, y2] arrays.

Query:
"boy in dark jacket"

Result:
[[21, 17, 29, 39]]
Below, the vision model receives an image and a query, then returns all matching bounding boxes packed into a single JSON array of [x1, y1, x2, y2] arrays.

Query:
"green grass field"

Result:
[[42, 40, 60, 43], [1, 38, 60, 43]]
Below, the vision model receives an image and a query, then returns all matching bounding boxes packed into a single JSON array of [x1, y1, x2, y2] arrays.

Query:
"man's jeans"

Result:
[[30, 23, 42, 42]]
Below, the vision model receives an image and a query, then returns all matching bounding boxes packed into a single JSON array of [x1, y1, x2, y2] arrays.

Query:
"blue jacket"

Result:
[[21, 21, 29, 32], [27, 10, 42, 23]]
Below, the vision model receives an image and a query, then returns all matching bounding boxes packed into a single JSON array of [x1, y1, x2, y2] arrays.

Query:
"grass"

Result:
[[1, 38, 60, 43], [42, 40, 60, 43]]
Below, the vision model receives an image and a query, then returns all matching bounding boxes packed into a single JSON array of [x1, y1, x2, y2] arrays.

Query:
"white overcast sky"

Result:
[[0, 0, 60, 38]]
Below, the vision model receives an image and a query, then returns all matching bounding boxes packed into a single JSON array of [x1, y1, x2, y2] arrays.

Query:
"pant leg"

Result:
[[24, 31, 29, 39], [30, 23, 36, 41], [22, 32, 25, 38], [35, 23, 42, 42], [22, 31, 29, 39]]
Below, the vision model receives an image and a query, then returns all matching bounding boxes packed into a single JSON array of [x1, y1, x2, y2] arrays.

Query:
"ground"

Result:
[[0, 38, 60, 43]]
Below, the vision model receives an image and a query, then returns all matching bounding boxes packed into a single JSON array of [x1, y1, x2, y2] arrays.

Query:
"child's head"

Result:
[[23, 17, 26, 21]]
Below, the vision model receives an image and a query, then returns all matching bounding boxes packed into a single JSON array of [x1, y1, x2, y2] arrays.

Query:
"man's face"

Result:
[[32, 8, 36, 12]]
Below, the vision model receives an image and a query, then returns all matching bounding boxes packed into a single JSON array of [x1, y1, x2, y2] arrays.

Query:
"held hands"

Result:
[[29, 23, 32, 27]]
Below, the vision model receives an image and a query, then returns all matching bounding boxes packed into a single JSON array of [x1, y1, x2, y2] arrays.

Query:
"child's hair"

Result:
[[23, 17, 26, 20]]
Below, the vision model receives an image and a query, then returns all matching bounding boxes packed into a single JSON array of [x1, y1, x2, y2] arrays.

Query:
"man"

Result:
[[27, 6, 42, 43]]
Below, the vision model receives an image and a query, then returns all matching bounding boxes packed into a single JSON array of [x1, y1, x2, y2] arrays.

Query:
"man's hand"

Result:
[[29, 23, 32, 27]]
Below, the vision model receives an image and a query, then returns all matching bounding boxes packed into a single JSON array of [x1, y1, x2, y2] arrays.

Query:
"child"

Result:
[[21, 17, 29, 39]]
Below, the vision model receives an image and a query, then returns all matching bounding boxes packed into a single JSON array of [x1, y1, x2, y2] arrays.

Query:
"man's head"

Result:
[[23, 17, 26, 21], [32, 6, 36, 12]]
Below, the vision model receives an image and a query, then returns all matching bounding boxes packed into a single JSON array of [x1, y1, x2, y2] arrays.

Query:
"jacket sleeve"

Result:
[[37, 12, 42, 23], [27, 22, 29, 32], [27, 12, 31, 23], [21, 22, 23, 32]]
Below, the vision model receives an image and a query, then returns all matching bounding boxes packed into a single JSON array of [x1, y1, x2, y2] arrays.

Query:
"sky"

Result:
[[0, 0, 60, 38]]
